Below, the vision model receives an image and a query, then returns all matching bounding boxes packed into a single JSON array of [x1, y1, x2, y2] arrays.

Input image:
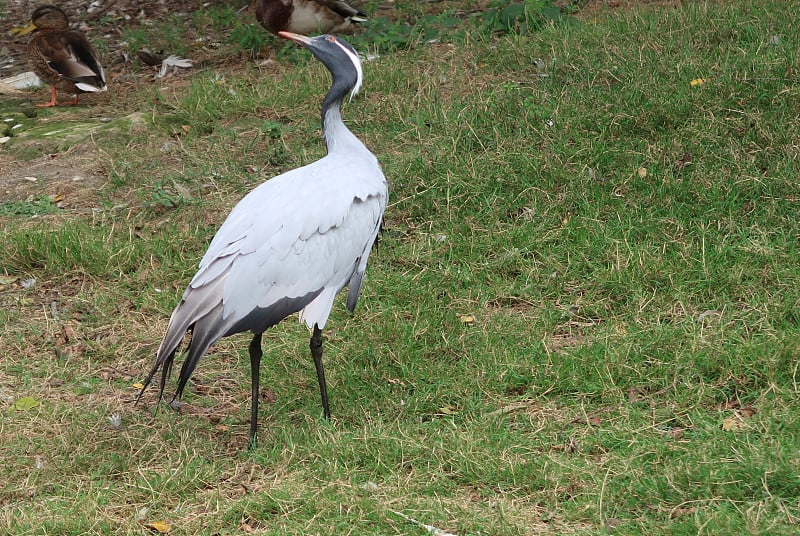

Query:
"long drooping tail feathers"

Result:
[[135, 312, 225, 407]]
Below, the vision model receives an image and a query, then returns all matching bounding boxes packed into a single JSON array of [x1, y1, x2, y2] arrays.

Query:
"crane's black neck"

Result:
[[321, 76, 360, 154]]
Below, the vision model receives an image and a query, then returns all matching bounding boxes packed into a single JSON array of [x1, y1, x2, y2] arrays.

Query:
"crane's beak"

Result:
[[278, 31, 313, 47], [11, 21, 37, 37]]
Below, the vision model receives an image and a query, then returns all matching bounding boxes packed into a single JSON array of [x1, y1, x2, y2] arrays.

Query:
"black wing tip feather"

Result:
[[134, 345, 179, 407], [135, 318, 192, 407]]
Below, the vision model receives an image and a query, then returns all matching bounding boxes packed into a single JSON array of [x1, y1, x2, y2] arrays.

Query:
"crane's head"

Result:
[[279, 32, 363, 100]]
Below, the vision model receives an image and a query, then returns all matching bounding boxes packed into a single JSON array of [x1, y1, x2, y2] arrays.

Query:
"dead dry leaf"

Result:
[[722, 416, 746, 432], [143, 520, 171, 533], [739, 406, 756, 418], [670, 506, 697, 518], [260, 389, 277, 404], [0, 275, 19, 285], [666, 427, 685, 440], [437, 405, 458, 415]]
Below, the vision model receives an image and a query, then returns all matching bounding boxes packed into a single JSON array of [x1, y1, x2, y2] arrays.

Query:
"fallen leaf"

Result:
[[143, 521, 171, 533], [13, 396, 40, 411], [739, 406, 756, 418], [718, 400, 741, 410], [260, 389, 277, 403], [690, 78, 709, 87], [636, 167, 647, 178], [0, 275, 18, 285], [666, 427, 685, 440], [722, 416, 746, 432], [670, 506, 697, 518], [458, 314, 475, 325], [131, 382, 145, 390]]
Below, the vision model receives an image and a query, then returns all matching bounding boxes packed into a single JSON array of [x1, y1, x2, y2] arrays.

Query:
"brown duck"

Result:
[[256, 0, 366, 36], [12, 5, 107, 107]]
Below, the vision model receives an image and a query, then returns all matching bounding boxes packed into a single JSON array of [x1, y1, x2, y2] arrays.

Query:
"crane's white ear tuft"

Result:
[[333, 39, 363, 100]]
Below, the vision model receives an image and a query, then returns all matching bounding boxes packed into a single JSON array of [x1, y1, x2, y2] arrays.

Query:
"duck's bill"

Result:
[[11, 21, 37, 37]]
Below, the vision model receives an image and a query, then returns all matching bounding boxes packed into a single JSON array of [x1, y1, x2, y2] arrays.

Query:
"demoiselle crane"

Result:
[[256, 0, 366, 36], [138, 32, 388, 447]]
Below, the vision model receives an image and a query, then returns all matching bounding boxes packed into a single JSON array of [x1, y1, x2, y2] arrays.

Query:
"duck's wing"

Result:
[[35, 31, 106, 91]]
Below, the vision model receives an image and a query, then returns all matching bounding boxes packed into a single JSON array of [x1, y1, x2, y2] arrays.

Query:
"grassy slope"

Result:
[[2, 1, 799, 534]]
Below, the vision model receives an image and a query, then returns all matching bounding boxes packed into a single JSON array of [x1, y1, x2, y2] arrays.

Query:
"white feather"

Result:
[[333, 39, 363, 98]]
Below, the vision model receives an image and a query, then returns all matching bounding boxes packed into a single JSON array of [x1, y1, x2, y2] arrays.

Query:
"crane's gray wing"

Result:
[[188, 158, 387, 332]]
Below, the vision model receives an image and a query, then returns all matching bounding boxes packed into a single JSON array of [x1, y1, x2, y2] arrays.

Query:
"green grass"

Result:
[[2, 1, 800, 534]]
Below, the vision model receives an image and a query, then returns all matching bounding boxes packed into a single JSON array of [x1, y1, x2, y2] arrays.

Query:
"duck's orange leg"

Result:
[[36, 85, 59, 108]]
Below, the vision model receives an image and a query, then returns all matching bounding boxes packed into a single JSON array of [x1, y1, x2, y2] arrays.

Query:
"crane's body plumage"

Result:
[[159, 146, 386, 373], [139, 32, 387, 447]]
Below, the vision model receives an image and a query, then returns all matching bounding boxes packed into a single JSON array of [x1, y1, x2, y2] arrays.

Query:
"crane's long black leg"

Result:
[[248, 333, 263, 449], [310, 324, 330, 419]]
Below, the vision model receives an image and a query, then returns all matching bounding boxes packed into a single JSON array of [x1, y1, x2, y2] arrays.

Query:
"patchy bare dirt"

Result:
[[2, 0, 235, 207]]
